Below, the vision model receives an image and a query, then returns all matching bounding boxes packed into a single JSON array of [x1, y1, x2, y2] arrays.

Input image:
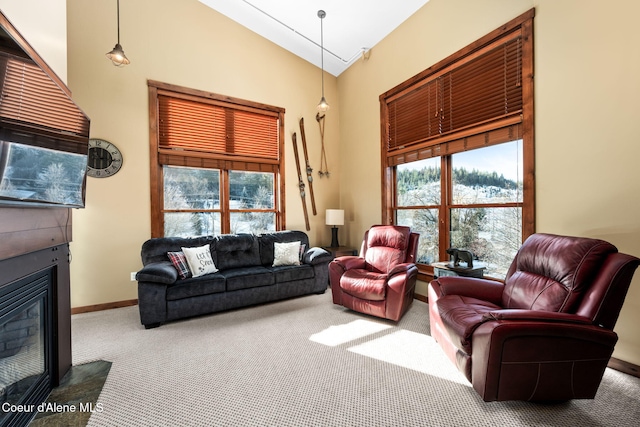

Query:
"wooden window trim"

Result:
[[380, 9, 535, 274], [148, 81, 285, 237]]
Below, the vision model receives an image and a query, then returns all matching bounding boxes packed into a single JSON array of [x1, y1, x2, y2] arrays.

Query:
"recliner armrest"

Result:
[[331, 256, 365, 271], [389, 262, 418, 276], [483, 309, 593, 325], [433, 276, 504, 305]]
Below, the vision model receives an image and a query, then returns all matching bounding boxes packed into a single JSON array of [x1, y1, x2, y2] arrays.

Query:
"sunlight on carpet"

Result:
[[349, 329, 471, 386], [308, 319, 392, 346], [309, 318, 470, 386]]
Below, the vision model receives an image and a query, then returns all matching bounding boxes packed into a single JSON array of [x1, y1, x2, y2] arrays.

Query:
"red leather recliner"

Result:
[[329, 225, 419, 321], [429, 233, 640, 401]]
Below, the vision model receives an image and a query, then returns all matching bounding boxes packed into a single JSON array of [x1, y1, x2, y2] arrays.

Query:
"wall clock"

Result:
[[87, 138, 123, 178]]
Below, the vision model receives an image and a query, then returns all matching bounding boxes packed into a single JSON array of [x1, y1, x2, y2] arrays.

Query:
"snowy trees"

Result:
[[397, 165, 522, 279], [162, 166, 275, 237]]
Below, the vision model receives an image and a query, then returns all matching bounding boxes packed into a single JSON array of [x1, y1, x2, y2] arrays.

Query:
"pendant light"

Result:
[[106, 0, 130, 66], [317, 10, 329, 112]]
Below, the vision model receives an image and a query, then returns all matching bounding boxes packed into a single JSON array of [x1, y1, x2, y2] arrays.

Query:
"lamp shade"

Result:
[[325, 209, 344, 226], [106, 43, 130, 66]]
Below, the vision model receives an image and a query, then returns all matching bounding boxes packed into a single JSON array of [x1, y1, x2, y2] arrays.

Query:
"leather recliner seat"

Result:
[[429, 233, 640, 401], [329, 225, 420, 322]]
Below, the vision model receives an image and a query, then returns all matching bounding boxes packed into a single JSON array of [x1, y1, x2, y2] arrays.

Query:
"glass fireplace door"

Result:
[[0, 270, 52, 426]]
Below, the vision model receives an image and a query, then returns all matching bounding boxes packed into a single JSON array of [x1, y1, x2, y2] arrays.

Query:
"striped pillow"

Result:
[[167, 251, 192, 279]]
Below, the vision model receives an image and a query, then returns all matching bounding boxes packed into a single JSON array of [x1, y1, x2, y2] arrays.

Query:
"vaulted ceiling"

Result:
[[198, 0, 430, 76]]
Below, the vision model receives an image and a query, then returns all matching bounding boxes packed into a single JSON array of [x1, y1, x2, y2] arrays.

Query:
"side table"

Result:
[[431, 261, 486, 278], [322, 246, 358, 257]]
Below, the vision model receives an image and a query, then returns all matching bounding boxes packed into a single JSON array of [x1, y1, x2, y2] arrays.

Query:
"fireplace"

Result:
[[0, 9, 81, 427], [0, 244, 71, 427], [0, 269, 53, 427]]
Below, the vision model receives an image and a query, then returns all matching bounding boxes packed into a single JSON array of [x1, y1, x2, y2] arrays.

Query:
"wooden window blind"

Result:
[[382, 25, 527, 163], [158, 94, 280, 163], [0, 53, 89, 141]]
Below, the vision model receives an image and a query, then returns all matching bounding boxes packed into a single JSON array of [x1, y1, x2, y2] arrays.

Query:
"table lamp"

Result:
[[325, 209, 344, 247]]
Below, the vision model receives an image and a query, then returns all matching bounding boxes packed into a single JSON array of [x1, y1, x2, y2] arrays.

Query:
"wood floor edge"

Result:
[[414, 293, 428, 303], [608, 357, 640, 378], [71, 299, 138, 314]]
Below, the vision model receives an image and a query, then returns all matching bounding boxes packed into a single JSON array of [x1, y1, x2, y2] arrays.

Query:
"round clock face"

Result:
[[87, 138, 123, 178]]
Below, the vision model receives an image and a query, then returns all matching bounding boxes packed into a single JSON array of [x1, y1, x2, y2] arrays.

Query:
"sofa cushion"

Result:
[[340, 269, 388, 301], [166, 274, 226, 301], [273, 241, 302, 267], [213, 234, 261, 270], [435, 294, 501, 354], [182, 245, 219, 277], [304, 247, 334, 265], [167, 251, 191, 279], [272, 264, 314, 283], [141, 236, 215, 265], [221, 266, 275, 291], [259, 231, 310, 266]]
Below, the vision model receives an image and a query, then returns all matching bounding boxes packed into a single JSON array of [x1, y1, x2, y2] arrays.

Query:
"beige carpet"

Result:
[[71, 291, 640, 426]]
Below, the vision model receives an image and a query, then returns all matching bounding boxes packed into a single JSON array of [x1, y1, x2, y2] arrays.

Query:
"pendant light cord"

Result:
[[117, 0, 121, 44], [320, 12, 325, 96]]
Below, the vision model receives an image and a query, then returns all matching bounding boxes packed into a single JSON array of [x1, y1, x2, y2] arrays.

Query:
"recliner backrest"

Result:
[[362, 225, 411, 274], [502, 233, 618, 312], [406, 233, 420, 264], [575, 252, 640, 329]]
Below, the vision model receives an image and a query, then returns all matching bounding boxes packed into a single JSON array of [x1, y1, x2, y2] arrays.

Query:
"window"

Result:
[[381, 10, 534, 279], [148, 81, 285, 237], [396, 141, 523, 278]]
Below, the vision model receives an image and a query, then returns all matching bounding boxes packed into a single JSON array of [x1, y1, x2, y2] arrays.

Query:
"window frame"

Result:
[[380, 10, 535, 279], [148, 80, 286, 237]]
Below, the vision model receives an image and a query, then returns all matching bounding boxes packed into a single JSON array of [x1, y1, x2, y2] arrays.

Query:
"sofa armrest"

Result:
[[137, 281, 169, 327], [303, 247, 333, 265], [483, 309, 593, 325], [432, 276, 504, 305], [136, 261, 177, 285]]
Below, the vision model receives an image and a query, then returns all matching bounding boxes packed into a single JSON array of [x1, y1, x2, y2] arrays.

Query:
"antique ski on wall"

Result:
[[316, 112, 329, 177], [292, 132, 310, 231], [298, 117, 317, 215]]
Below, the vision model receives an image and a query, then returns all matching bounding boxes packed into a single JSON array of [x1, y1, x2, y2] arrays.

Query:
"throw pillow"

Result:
[[299, 243, 306, 261], [182, 245, 219, 277], [167, 251, 192, 279], [273, 241, 301, 267]]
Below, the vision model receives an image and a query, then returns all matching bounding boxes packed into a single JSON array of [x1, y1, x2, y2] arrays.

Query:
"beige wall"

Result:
[[57, 0, 640, 365], [338, 0, 640, 364], [0, 0, 67, 81], [66, 0, 340, 307]]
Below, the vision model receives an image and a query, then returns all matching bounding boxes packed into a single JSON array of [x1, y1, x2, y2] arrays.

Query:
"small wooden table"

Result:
[[431, 261, 486, 278], [322, 246, 358, 257]]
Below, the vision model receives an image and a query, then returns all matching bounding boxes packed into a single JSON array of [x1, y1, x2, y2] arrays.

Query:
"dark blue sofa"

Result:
[[136, 230, 332, 328]]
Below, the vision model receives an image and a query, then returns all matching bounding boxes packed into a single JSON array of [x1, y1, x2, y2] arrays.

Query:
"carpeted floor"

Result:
[[70, 291, 640, 427]]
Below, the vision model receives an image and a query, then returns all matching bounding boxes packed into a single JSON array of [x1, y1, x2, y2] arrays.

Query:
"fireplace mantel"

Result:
[[0, 207, 72, 261]]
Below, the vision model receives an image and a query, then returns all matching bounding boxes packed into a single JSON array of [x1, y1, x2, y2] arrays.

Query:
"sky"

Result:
[[399, 140, 523, 182]]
